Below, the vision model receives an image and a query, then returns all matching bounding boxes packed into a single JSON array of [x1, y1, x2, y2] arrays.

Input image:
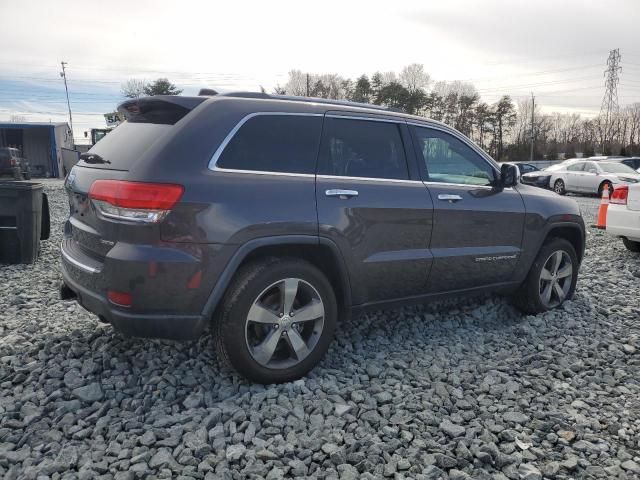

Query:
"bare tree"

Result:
[[399, 63, 430, 92], [121, 79, 148, 98]]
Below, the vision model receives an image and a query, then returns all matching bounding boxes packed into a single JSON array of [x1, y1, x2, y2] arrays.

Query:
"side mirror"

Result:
[[500, 163, 519, 188]]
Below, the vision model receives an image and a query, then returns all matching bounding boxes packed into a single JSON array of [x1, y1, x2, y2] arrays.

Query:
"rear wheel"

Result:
[[553, 179, 566, 195], [214, 257, 337, 384], [513, 238, 578, 314], [622, 237, 640, 252]]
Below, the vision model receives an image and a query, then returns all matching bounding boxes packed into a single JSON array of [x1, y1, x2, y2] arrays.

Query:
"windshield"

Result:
[[599, 162, 638, 174]]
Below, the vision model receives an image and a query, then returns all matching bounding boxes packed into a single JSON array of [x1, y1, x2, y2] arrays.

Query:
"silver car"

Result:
[[550, 160, 640, 197]]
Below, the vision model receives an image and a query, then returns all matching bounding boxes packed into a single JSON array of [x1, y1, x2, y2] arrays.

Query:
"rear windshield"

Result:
[[79, 122, 171, 170]]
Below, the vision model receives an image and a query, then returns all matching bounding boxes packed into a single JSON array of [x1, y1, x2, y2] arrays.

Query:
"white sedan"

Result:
[[550, 160, 640, 197], [607, 184, 640, 252]]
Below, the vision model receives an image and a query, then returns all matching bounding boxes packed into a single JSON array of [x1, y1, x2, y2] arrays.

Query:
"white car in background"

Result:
[[550, 160, 640, 197], [607, 184, 640, 252]]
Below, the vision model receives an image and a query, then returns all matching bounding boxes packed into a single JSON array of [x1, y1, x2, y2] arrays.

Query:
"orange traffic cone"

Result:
[[593, 183, 609, 229]]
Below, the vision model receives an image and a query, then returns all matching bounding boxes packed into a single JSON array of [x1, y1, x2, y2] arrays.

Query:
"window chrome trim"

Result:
[[208, 112, 323, 172], [317, 174, 422, 184], [406, 121, 501, 177], [422, 180, 514, 191], [60, 241, 101, 274]]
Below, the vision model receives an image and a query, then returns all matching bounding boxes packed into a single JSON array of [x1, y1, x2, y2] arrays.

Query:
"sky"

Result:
[[1, 0, 639, 143]]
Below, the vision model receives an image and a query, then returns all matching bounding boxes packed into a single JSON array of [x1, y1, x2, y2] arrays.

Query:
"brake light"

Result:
[[610, 186, 628, 205], [89, 180, 183, 223], [108, 290, 132, 307]]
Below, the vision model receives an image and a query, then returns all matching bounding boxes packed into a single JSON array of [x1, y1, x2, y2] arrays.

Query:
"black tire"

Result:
[[513, 237, 579, 315], [622, 237, 640, 253], [598, 181, 613, 199], [213, 257, 337, 384], [553, 179, 566, 195]]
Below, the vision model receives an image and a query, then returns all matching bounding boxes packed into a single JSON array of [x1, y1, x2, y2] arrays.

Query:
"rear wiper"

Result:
[[81, 153, 111, 164]]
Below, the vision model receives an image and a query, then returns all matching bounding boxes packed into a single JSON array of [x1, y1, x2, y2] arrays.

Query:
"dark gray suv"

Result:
[[60, 92, 585, 383]]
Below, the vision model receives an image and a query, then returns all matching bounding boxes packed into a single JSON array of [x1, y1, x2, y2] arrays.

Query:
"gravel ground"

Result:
[[1, 180, 639, 480]]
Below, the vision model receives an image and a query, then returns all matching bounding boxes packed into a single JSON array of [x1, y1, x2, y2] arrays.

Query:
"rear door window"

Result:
[[317, 117, 409, 180], [566, 163, 585, 172], [216, 114, 322, 174]]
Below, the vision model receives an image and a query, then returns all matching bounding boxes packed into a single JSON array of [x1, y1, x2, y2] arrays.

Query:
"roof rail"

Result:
[[212, 90, 396, 112]]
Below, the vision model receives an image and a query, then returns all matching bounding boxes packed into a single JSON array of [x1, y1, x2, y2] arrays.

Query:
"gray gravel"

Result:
[[1, 181, 640, 479]]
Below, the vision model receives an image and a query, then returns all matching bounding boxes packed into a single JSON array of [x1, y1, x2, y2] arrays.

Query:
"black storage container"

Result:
[[0, 181, 44, 264]]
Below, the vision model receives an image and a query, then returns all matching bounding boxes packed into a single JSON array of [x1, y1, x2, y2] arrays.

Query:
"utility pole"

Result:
[[306, 73, 310, 97], [599, 48, 621, 154], [60, 61, 74, 139], [529, 92, 535, 162]]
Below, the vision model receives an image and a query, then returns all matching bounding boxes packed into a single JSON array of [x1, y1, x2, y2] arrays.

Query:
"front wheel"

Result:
[[554, 179, 566, 195], [214, 257, 337, 384], [513, 238, 578, 314], [622, 237, 640, 253]]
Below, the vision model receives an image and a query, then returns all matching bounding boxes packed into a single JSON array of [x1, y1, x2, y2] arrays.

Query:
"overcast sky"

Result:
[[1, 0, 639, 141]]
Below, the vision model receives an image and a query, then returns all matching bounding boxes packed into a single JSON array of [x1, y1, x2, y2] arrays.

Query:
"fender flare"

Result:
[[201, 235, 352, 318]]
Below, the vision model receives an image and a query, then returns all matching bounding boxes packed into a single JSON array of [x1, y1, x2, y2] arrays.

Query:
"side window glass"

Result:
[[567, 163, 584, 172], [318, 117, 409, 180], [216, 115, 322, 174], [410, 126, 495, 186]]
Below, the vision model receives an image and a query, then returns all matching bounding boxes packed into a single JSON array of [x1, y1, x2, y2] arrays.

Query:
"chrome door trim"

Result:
[[317, 174, 422, 185], [437, 194, 463, 201], [208, 112, 323, 171], [60, 241, 101, 274]]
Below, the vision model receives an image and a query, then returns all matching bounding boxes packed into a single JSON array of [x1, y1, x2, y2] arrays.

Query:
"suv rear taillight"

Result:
[[610, 186, 628, 205], [89, 180, 184, 223]]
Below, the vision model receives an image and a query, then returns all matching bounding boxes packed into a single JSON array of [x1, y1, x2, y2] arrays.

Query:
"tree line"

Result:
[[274, 65, 640, 161], [121, 65, 640, 161]]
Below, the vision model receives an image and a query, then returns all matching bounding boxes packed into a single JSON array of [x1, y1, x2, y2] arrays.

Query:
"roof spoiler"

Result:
[[118, 96, 207, 125]]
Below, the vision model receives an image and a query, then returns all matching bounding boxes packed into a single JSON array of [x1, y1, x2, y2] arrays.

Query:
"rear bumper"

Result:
[[61, 261, 208, 340], [607, 205, 640, 242]]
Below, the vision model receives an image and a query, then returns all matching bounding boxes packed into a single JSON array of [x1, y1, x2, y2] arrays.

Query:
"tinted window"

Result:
[[217, 115, 322, 174], [81, 122, 172, 170], [566, 163, 584, 172], [411, 126, 495, 186], [318, 117, 409, 180], [519, 164, 537, 173]]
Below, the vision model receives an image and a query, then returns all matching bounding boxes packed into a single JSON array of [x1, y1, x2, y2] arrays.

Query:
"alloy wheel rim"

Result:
[[245, 278, 325, 369], [539, 250, 573, 308], [555, 181, 563, 193]]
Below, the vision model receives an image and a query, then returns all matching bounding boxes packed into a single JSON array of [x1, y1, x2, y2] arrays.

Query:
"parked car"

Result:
[[521, 159, 579, 189], [607, 184, 640, 252], [550, 160, 640, 196], [0, 147, 31, 180], [590, 156, 640, 172], [60, 92, 586, 383]]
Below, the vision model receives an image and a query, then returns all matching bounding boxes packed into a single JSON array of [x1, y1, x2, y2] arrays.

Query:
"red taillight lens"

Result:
[[89, 180, 184, 210], [107, 290, 132, 307], [610, 186, 628, 205]]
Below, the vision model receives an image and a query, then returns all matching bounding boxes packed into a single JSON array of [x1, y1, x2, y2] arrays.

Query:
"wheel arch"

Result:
[[202, 236, 352, 322], [543, 223, 585, 263]]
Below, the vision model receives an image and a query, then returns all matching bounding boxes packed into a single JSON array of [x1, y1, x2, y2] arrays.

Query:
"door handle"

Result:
[[438, 194, 463, 202], [325, 189, 359, 198]]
